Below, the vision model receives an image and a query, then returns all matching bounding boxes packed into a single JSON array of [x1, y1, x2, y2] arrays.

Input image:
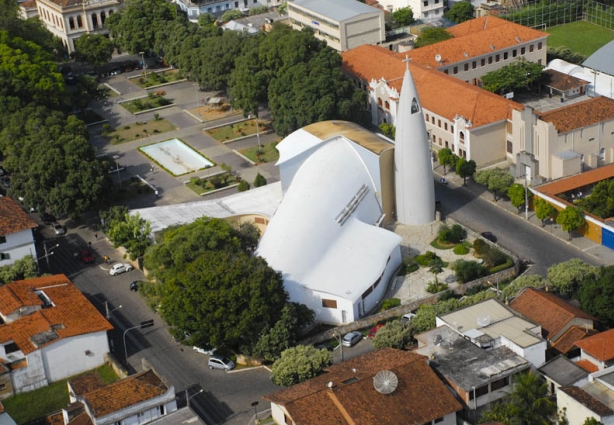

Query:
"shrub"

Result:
[[372, 320, 413, 350], [148, 92, 156, 99], [153, 129, 160, 133], [380, 298, 401, 311], [473, 238, 489, 255], [416, 251, 439, 266], [402, 258, 419, 275], [502, 275, 545, 299], [102, 123, 112, 133], [153, 113, 160, 121], [454, 260, 487, 284], [123, 125, 131, 130], [453, 244, 469, 255], [158, 97, 171, 106], [254, 173, 267, 187], [485, 247, 507, 268], [426, 281, 448, 294], [132, 99, 143, 110], [237, 180, 250, 192], [488, 258, 514, 274], [438, 224, 465, 244]]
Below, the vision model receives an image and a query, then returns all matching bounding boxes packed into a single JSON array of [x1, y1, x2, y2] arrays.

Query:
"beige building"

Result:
[[30, 0, 120, 53], [288, 0, 385, 52], [509, 96, 614, 181]]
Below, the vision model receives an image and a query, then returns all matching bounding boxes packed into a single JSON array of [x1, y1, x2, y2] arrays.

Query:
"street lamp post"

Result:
[[105, 302, 122, 319], [38, 242, 59, 270], [123, 319, 154, 363], [194, 84, 200, 116], [139, 51, 147, 81], [525, 177, 529, 220], [187, 388, 204, 407], [333, 332, 343, 362], [113, 155, 122, 188]]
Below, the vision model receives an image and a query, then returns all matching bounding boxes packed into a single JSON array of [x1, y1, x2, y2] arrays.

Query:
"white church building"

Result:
[[257, 65, 434, 325]]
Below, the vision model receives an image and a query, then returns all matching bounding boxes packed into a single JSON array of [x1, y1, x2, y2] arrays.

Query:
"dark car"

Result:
[[130, 281, 139, 292], [314, 342, 334, 352], [481, 231, 497, 243], [40, 212, 56, 225], [79, 249, 95, 263]]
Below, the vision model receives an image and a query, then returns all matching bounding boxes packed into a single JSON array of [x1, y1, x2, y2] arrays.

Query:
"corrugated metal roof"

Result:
[[583, 40, 614, 76], [292, 0, 382, 22]]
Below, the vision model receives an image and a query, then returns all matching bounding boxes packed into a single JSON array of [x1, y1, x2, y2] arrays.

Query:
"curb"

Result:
[[222, 129, 275, 145], [133, 103, 176, 115], [199, 183, 239, 197], [226, 365, 270, 374], [232, 149, 257, 166]]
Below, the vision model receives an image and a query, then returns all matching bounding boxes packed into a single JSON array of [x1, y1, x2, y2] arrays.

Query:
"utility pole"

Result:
[[123, 319, 154, 363], [525, 177, 529, 220], [38, 242, 59, 270]]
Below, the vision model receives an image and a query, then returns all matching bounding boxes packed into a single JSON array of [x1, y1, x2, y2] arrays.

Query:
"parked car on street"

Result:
[[368, 324, 384, 339], [480, 231, 497, 243], [400, 313, 416, 324], [51, 222, 66, 235], [79, 249, 95, 263], [342, 331, 363, 347], [208, 355, 235, 371], [130, 281, 139, 292], [314, 342, 334, 352], [109, 263, 133, 276]]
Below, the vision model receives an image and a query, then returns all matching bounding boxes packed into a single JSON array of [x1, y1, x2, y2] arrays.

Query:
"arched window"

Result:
[[460, 131, 465, 143], [100, 11, 106, 24], [92, 13, 98, 28], [377, 98, 383, 107], [384, 101, 390, 110]]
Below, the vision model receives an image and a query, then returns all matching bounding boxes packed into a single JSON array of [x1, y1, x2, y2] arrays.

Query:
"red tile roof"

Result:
[[537, 96, 614, 134], [69, 372, 106, 397], [0, 275, 113, 355], [575, 359, 599, 373], [407, 16, 548, 69], [0, 197, 38, 236], [19, 0, 37, 7], [559, 386, 614, 416], [576, 329, 614, 362], [552, 326, 599, 355], [341, 45, 523, 129], [510, 288, 595, 340], [265, 348, 461, 425], [544, 69, 589, 92], [83, 369, 169, 418]]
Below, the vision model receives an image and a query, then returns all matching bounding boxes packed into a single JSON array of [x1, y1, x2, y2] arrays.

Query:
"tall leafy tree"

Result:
[[580, 266, 614, 327], [190, 30, 245, 90], [73, 34, 114, 66], [271, 345, 332, 387], [556, 206, 585, 240], [482, 59, 544, 95], [507, 183, 526, 213], [444, 1, 475, 23], [535, 198, 557, 227], [393, 7, 414, 26], [415, 27, 453, 48], [547, 258, 599, 298], [106, 212, 152, 260], [456, 158, 476, 185], [372, 320, 414, 349], [105, 0, 178, 54], [475, 168, 514, 201], [577, 178, 614, 219]]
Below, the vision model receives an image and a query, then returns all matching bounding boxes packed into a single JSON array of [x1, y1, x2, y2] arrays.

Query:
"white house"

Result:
[[68, 368, 178, 425], [0, 275, 113, 398], [558, 367, 614, 425], [0, 197, 38, 268], [436, 298, 547, 367], [256, 121, 402, 325]]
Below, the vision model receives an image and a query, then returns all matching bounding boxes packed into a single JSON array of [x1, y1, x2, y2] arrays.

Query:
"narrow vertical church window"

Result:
[[411, 98, 419, 114]]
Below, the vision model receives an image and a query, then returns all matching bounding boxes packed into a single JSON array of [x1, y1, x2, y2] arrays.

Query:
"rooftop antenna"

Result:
[[373, 370, 398, 394]]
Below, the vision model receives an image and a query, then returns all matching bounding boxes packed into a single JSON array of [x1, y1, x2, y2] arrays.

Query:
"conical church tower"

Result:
[[394, 59, 435, 225]]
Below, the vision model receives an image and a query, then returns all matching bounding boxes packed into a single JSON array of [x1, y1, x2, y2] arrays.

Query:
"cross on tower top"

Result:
[[403, 55, 411, 71]]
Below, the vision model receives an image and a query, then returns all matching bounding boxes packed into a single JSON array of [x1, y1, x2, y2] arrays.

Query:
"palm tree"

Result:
[[510, 371, 556, 425]]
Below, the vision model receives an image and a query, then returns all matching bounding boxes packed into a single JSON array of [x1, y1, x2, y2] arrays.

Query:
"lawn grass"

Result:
[[206, 119, 272, 142], [186, 173, 240, 195], [240, 141, 281, 164], [133, 70, 185, 89], [120, 96, 173, 114], [430, 237, 456, 250], [3, 364, 119, 424], [103, 119, 177, 144], [99, 85, 118, 98], [547, 21, 614, 57]]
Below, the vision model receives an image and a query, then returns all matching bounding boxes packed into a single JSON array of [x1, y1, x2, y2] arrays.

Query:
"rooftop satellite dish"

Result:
[[373, 370, 398, 394], [327, 381, 333, 389], [477, 314, 491, 327], [435, 54, 442, 63]]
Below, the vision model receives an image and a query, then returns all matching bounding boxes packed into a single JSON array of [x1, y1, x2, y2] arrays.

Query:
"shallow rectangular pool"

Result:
[[140, 138, 214, 176]]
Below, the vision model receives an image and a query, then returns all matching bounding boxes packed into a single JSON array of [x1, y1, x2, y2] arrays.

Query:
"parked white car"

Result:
[[109, 263, 133, 276]]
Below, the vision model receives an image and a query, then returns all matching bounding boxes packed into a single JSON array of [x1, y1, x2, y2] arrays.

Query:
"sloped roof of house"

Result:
[[538, 355, 588, 388], [264, 348, 461, 425], [559, 385, 614, 417], [576, 328, 614, 362], [576, 359, 599, 373], [0, 275, 113, 355], [341, 45, 523, 129], [83, 369, 170, 419], [69, 372, 106, 398], [510, 288, 595, 340], [552, 325, 599, 355], [408, 15, 548, 69], [534, 162, 614, 198], [0, 197, 37, 236], [537, 96, 614, 134], [543, 69, 590, 92]]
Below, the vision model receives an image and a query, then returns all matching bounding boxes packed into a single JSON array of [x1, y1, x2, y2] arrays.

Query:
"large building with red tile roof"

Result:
[[510, 288, 596, 352], [0, 197, 38, 268], [341, 44, 524, 167], [264, 348, 462, 425], [21, 0, 120, 53], [0, 275, 112, 399]]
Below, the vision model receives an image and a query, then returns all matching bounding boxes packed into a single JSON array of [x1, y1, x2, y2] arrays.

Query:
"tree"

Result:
[[429, 258, 445, 285], [580, 266, 614, 327], [271, 345, 332, 386], [379, 123, 395, 139], [254, 173, 267, 187], [73, 34, 114, 67], [482, 59, 545, 95], [198, 13, 216, 27], [107, 212, 152, 260], [415, 27, 453, 48], [277, 2, 287, 14], [577, 178, 614, 219], [481, 371, 556, 425], [502, 275, 545, 299], [393, 7, 414, 26], [221, 9, 243, 22], [237, 180, 250, 192], [252, 303, 314, 361], [0, 256, 38, 284], [372, 320, 413, 349], [475, 168, 514, 201], [547, 259, 599, 298], [438, 148, 455, 174], [456, 158, 476, 185], [583, 418, 604, 425], [100, 206, 129, 231], [507, 183, 526, 213], [556, 206, 585, 240], [535, 198, 557, 227], [104, 0, 177, 54], [444, 1, 474, 23], [453, 260, 486, 284], [249, 5, 269, 15]]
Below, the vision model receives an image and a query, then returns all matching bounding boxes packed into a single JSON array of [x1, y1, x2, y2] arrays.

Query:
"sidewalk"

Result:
[[433, 163, 614, 265]]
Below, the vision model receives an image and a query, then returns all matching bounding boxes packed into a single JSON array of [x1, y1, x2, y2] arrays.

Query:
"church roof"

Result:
[[257, 136, 400, 303]]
